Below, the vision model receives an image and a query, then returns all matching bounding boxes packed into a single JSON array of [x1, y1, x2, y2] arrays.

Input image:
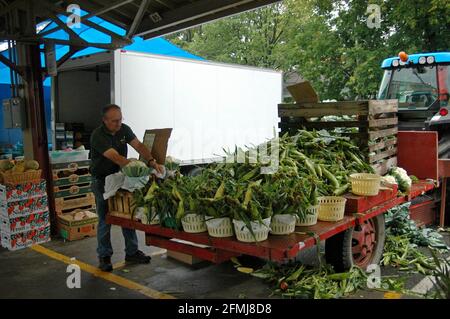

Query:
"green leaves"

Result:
[[143, 129, 368, 232], [169, 0, 450, 100], [251, 263, 368, 299]]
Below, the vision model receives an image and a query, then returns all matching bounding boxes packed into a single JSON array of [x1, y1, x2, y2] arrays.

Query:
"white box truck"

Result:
[[52, 49, 282, 166]]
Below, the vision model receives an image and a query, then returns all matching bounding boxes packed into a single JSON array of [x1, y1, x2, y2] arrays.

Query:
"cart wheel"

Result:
[[325, 214, 385, 271]]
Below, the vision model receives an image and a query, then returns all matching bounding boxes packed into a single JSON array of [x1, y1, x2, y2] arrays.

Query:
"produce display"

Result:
[[122, 159, 152, 177], [231, 201, 450, 299], [385, 167, 412, 193], [382, 202, 448, 275], [238, 259, 410, 299], [133, 130, 372, 237], [0, 159, 40, 174]]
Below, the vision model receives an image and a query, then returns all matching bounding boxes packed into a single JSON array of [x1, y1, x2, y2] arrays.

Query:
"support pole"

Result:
[[19, 43, 57, 234]]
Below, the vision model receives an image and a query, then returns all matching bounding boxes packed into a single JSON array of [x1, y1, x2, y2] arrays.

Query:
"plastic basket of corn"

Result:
[[205, 217, 234, 237], [350, 173, 381, 196], [181, 214, 207, 233], [233, 218, 271, 242], [318, 196, 347, 222], [296, 205, 319, 226], [270, 214, 296, 235]]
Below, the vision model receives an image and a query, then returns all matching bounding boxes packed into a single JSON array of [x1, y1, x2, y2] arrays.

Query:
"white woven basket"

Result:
[[134, 207, 159, 225], [205, 217, 234, 237], [296, 205, 319, 226], [233, 218, 271, 243], [350, 173, 381, 196], [181, 214, 207, 233], [318, 196, 347, 222], [270, 214, 296, 235]]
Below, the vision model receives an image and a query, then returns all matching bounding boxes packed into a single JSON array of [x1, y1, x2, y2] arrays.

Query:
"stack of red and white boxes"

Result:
[[0, 180, 50, 251]]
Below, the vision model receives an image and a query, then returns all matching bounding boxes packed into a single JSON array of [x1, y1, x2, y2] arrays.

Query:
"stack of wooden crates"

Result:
[[53, 159, 98, 241], [278, 99, 399, 175]]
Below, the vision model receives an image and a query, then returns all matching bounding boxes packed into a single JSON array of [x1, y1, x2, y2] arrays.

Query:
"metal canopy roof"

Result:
[[0, 0, 281, 44]]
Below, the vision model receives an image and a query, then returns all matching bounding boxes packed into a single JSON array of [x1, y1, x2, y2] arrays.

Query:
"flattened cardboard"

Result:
[[140, 128, 172, 164], [287, 81, 319, 103]]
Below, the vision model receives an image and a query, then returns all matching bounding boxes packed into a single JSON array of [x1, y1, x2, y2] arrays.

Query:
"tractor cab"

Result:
[[378, 52, 450, 133]]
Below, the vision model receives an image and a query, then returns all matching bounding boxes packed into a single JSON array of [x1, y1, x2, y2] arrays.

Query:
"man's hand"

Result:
[[129, 138, 162, 174], [149, 160, 164, 175]]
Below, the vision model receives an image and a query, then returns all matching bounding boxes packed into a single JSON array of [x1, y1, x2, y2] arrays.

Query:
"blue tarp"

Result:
[[0, 13, 203, 146]]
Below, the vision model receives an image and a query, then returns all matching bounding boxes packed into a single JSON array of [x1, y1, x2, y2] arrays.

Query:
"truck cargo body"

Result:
[[53, 50, 283, 165]]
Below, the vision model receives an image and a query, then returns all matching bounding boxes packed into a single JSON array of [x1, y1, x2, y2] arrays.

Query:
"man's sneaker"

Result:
[[99, 256, 113, 272], [125, 250, 151, 264]]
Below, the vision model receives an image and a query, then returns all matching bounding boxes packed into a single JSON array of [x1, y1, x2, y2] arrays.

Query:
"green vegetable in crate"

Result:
[[122, 160, 152, 177]]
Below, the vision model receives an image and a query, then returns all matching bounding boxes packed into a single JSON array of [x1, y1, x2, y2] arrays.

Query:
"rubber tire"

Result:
[[438, 132, 450, 159], [325, 214, 386, 272]]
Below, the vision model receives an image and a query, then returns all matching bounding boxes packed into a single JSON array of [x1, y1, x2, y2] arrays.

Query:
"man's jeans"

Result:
[[91, 178, 138, 258]]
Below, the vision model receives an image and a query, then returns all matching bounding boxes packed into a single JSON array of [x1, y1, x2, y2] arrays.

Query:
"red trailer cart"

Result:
[[106, 131, 449, 270]]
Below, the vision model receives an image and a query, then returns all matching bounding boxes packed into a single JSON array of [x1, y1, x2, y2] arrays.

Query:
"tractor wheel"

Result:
[[438, 131, 450, 159], [325, 214, 386, 271]]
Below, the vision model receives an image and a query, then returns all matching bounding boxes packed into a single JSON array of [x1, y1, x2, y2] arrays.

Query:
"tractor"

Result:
[[378, 52, 450, 158]]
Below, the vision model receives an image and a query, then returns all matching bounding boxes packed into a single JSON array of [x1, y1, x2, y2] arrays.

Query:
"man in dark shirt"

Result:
[[90, 104, 163, 272]]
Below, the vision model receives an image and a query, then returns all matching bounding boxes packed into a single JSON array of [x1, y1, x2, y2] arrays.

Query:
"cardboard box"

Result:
[[0, 180, 47, 203], [140, 128, 172, 164], [57, 210, 98, 241], [167, 239, 209, 265], [1, 225, 50, 251], [0, 195, 48, 219], [1, 210, 50, 235], [167, 250, 203, 265], [287, 81, 319, 103]]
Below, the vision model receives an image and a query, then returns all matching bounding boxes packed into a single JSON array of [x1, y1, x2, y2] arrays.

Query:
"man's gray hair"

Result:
[[102, 104, 121, 117]]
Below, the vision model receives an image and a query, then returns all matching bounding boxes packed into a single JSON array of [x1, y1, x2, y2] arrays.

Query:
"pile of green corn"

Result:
[[135, 130, 372, 230]]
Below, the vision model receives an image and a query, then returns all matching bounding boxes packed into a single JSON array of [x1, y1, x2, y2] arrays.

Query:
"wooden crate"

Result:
[[107, 190, 135, 219], [278, 99, 398, 175], [52, 167, 91, 187], [55, 193, 96, 215], [51, 160, 91, 174], [54, 182, 92, 198]]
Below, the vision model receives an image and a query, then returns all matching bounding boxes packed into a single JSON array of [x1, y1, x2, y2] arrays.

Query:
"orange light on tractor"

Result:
[[398, 51, 409, 62]]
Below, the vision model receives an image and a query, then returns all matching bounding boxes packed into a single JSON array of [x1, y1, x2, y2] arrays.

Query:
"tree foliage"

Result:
[[167, 0, 450, 100]]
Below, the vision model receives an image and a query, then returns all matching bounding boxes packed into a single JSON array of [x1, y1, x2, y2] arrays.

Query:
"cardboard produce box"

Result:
[[1, 210, 50, 235], [57, 210, 98, 241], [0, 195, 48, 219], [287, 80, 319, 103], [0, 180, 47, 203], [1, 225, 50, 251], [140, 128, 172, 164]]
